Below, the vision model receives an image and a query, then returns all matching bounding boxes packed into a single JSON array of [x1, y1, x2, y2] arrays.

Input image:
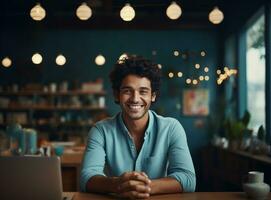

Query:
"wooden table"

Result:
[[71, 192, 271, 200]]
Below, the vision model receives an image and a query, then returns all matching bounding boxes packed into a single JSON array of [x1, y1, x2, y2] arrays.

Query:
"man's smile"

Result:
[[126, 104, 144, 111]]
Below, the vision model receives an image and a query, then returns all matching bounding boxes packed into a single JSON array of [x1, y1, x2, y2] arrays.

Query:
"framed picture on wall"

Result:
[[182, 89, 209, 116]]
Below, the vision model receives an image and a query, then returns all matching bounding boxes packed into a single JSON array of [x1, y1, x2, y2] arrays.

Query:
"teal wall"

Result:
[[0, 29, 219, 159]]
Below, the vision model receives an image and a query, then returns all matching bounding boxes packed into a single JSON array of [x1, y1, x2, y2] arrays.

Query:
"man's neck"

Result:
[[122, 113, 149, 138]]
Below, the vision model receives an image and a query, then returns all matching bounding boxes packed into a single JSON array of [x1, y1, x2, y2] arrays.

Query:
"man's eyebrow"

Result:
[[120, 86, 132, 90], [120, 86, 151, 90], [139, 87, 151, 90]]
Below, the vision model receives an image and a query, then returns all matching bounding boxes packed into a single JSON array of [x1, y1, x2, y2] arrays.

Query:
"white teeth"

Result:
[[128, 105, 142, 109]]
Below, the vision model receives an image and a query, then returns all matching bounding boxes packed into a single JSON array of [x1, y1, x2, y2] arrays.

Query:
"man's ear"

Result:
[[113, 90, 120, 104], [151, 92, 156, 102]]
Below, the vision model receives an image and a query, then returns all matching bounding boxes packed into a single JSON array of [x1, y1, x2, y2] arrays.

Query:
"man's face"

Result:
[[115, 74, 156, 121]]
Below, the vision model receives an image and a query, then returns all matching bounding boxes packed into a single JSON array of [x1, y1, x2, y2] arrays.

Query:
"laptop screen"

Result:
[[0, 156, 63, 200]]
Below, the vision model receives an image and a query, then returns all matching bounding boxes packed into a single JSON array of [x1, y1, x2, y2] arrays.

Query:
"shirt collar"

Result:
[[117, 110, 154, 138]]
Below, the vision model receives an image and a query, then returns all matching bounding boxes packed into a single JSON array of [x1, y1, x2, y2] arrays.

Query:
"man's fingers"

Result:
[[133, 173, 151, 185], [117, 173, 151, 200], [140, 172, 148, 178], [121, 172, 136, 181], [119, 180, 151, 193], [121, 191, 150, 199], [121, 172, 151, 185]]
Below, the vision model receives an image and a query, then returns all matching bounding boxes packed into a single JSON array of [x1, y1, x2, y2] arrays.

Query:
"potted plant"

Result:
[[225, 110, 251, 150]]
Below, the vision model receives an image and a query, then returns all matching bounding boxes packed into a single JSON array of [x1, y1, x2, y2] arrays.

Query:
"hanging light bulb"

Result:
[[119, 53, 128, 61], [209, 7, 224, 24], [166, 1, 182, 20], [76, 2, 92, 20], [32, 53, 43, 64], [2, 57, 12, 68], [120, 3, 135, 22], [95, 54, 106, 66], [56, 54, 66, 66], [30, 3, 46, 21]]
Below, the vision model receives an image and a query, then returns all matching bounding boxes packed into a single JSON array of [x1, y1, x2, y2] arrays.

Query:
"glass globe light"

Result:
[[56, 54, 66, 66], [76, 2, 92, 20], [30, 3, 46, 21], [209, 7, 224, 24], [95, 55, 106, 66], [120, 3, 135, 22], [166, 1, 182, 20], [2, 57, 12, 68], [32, 53, 43, 64]]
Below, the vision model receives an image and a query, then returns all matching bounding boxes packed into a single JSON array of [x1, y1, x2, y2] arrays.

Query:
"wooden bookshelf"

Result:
[[0, 89, 107, 140]]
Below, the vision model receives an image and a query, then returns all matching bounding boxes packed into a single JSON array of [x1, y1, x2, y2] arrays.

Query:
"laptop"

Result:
[[0, 156, 73, 200]]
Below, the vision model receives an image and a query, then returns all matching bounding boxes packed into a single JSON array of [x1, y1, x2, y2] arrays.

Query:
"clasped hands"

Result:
[[116, 171, 152, 199]]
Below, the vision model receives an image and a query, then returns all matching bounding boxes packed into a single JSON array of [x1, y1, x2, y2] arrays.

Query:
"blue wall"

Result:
[[0, 29, 220, 156]]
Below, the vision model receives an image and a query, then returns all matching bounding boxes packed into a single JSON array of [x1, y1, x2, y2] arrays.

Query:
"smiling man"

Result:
[[80, 55, 196, 199]]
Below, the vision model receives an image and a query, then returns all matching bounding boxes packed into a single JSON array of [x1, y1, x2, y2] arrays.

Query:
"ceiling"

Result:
[[0, 0, 266, 30]]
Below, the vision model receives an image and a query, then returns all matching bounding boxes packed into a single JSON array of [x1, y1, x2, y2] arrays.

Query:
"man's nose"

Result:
[[131, 91, 140, 102]]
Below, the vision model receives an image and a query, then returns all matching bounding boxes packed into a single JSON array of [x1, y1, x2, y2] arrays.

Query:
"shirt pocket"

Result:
[[143, 156, 166, 179]]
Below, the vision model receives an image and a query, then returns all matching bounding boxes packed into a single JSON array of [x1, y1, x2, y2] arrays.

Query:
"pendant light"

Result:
[[56, 54, 66, 66], [32, 53, 43, 64], [95, 54, 106, 66], [209, 6, 224, 24], [2, 57, 12, 68], [76, 2, 92, 20], [166, 1, 182, 20], [30, 3, 46, 21], [120, 3, 135, 22]]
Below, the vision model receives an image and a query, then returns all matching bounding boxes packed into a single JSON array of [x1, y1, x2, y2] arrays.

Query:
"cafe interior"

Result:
[[0, 0, 270, 196]]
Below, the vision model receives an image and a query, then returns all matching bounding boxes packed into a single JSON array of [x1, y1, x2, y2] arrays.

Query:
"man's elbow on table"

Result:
[[169, 171, 196, 192]]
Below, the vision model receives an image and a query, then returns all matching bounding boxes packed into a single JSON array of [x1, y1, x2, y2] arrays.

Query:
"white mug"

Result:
[[248, 171, 264, 183]]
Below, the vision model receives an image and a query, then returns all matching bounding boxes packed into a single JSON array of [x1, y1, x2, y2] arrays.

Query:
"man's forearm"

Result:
[[150, 177, 183, 195], [85, 175, 182, 196], [86, 175, 119, 193]]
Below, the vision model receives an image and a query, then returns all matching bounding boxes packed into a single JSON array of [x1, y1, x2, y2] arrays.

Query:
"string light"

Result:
[[168, 72, 174, 78], [192, 79, 198, 85], [204, 76, 209, 81], [195, 64, 200, 69], [119, 53, 128, 60], [173, 50, 179, 56], [217, 67, 238, 85], [199, 76, 204, 81], [186, 78, 192, 84], [177, 72, 183, 77], [200, 51, 206, 57]]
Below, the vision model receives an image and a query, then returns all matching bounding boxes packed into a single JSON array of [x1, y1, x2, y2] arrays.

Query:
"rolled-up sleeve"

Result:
[[80, 126, 106, 192], [167, 120, 196, 192]]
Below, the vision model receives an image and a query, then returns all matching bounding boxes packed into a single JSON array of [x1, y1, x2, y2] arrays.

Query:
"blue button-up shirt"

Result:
[[80, 110, 196, 192]]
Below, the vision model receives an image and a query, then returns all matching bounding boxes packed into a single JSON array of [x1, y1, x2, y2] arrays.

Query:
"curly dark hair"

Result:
[[109, 55, 162, 102]]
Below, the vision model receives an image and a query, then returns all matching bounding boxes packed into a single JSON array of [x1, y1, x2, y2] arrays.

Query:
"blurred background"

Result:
[[0, 0, 270, 192]]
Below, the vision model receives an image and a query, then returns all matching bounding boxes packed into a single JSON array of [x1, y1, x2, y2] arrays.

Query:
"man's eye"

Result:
[[140, 91, 148, 95], [122, 89, 131, 94]]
